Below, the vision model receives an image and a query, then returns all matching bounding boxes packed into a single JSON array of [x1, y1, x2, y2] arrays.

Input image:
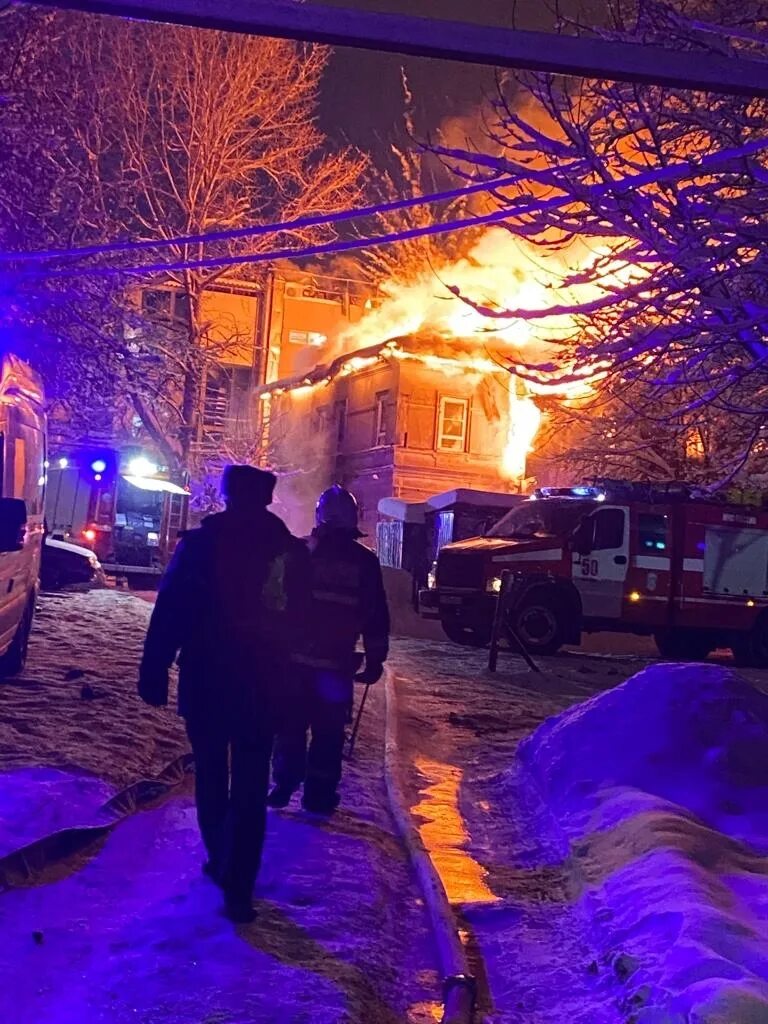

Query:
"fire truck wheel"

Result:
[[508, 594, 564, 656], [739, 615, 768, 668], [731, 634, 754, 667], [653, 629, 713, 661], [441, 622, 491, 647]]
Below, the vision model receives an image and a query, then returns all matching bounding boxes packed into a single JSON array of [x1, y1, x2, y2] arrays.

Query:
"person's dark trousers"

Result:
[[185, 714, 273, 900], [304, 692, 349, 805], [272, 710, 310, 792], [273, 668, 352, 805]]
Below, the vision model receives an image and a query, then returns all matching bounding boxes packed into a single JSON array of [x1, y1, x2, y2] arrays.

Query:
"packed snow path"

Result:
[[4, 591, 767, 1023], [0, 592, 438, 1024]]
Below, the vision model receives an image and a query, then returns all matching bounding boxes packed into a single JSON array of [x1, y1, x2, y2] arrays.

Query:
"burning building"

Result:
[[256, 227, 594, 537], [258, 333, 540, 538]]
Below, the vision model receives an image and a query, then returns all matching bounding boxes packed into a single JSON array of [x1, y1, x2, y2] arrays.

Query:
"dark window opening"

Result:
[[335, 400, 347, 446], [593, 508, 626, 550]]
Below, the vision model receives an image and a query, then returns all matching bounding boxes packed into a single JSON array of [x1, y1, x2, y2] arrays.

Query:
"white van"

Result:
[[0, 353, 46, 675]]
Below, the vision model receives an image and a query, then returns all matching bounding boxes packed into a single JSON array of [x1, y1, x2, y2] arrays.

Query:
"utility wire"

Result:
[[0, 174, 516, 265], [14, 138, 768, 281]]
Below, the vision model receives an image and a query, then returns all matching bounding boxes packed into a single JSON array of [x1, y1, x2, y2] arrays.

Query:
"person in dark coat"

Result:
[[268, 485, 390, 815], [138, 465, 309, 923]]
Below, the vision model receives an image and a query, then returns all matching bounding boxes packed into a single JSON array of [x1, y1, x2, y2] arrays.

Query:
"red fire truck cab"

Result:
[[427, 481, 768, 665]]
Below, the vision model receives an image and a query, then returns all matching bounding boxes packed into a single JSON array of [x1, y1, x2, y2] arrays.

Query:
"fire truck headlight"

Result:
[[487, 576, 503, 595], [147, 532, 160, 547], [128, 456, 158, 478], [426, 564, 437, 590], [629, 590, 641, 603]]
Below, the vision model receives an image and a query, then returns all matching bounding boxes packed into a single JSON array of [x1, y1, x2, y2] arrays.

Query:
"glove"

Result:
[[138, 664, 169, 707], [354, 658, 384, 686]]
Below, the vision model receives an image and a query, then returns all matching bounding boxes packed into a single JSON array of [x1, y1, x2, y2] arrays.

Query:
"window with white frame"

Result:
[[437, 397, 468, 452], [374, 390, 389, 446]]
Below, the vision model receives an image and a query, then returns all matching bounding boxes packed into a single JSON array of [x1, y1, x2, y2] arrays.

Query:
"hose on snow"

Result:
[[0, 752, 193, 889]]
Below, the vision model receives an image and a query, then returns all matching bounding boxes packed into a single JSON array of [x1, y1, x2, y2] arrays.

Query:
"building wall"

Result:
[[268, 355, 517, 539], [393, 361, 512, 502], [265, 274, 376, 383]]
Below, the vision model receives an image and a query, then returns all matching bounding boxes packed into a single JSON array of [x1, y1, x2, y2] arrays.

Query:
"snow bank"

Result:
[[518, 664, 768, 1022]]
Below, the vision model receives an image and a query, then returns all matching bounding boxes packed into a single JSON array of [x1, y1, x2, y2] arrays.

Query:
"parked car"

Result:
[[41, 536, 107, 592]]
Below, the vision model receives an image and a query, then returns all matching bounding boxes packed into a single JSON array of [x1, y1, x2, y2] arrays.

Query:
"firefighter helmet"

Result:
[[316, 484, 359, 531]]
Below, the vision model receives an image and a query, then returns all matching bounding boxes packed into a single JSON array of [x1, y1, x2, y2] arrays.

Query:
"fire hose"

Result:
[[382, 667, 476, 1024]]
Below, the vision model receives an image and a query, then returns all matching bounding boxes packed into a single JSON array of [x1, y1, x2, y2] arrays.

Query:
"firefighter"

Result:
[[138, 465, 309, 923], [268, 485, 390, 814]]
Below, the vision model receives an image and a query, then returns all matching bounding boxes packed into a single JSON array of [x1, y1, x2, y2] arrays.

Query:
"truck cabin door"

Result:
[[572, 505, 630, 619]]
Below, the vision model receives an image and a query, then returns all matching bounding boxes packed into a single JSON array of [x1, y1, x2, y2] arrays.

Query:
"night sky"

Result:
[[313, 0, 581, 156]]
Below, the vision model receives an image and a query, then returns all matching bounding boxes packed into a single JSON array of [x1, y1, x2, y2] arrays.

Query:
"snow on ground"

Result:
[[1, 590, 187, 784], [519, 663, 768, 1023], [389, 637, 768, 1023], [0, 589, 439, 1024], [7, 584, 768, 1023], [390, 638, 630, 1023], [0, 590, 188, 853]]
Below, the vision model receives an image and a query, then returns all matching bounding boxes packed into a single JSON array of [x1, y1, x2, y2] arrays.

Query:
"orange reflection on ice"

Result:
[[412, 756, 500, 906], [406, 1000, 443, 1023]]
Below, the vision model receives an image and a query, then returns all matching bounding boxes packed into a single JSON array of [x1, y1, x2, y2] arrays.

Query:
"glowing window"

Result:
[[288, 330, 326, 346], [437, 397, 468, 452], [374, 391, 389, 446]]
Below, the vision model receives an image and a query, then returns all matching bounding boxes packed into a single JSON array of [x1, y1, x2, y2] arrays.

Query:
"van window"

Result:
[[639, 513, 668, 552], [11, 422, 45, 515], [593, 508, 625, 550], [13, 437, 26, 502]]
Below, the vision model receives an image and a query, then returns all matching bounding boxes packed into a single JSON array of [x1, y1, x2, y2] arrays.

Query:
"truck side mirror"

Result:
[[0, 498, 27, 553], [571, 517, 594, 557]]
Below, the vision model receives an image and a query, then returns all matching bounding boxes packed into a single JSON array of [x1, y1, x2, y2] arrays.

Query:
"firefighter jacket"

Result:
[[140, 509, 310, 724], [292, 528, 390, 675]]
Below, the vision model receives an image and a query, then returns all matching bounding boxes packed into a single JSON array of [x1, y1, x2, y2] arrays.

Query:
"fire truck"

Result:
[[44, 447, 189, 576], [424, 481, 768, 665]]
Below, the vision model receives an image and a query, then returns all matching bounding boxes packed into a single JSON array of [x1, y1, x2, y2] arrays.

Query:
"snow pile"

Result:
[[518, 663, 768, 1023]]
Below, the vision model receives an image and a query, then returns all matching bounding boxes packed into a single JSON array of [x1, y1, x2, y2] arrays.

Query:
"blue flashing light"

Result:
[[91, 459, 107, 474], [573, 485, 603, 498]]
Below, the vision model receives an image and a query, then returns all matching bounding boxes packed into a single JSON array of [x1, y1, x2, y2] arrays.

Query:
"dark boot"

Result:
[[202, 859, 224, 888], [224, 890, 257, 924], [302, 789, 341, 815]]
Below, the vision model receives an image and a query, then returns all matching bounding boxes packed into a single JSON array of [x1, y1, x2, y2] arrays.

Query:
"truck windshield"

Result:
[[117, 478, 164, 518], [487, 499, 596, 539]]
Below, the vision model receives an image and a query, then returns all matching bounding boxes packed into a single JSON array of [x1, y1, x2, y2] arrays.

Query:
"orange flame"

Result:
[[291, 228, 637, 481]]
